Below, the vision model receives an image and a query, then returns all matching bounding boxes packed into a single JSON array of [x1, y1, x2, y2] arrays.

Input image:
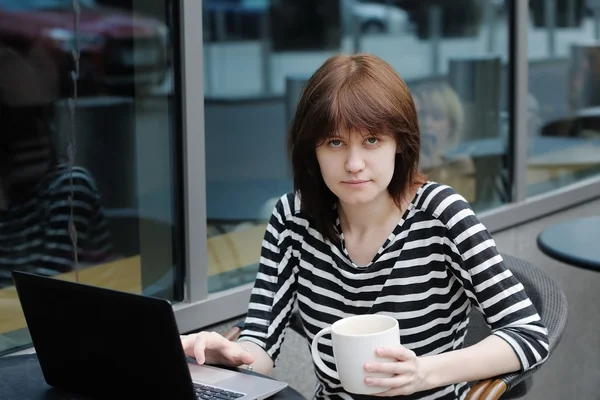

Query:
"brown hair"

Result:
[[288, 53, 426, 243], [413, 80, 464, 147]]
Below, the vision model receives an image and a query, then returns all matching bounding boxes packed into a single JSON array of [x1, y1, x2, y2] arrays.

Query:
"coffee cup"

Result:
[[311, 314, 400, 395]]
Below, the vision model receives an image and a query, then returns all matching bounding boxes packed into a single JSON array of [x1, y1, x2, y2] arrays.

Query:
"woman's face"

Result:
[[414, 95, 452, 156], [1, 109, 53, 186], [315, 128, 397, 207]]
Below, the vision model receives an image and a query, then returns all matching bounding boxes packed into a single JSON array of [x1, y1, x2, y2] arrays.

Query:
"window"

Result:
[[0, 0, 96, 11], [0, 0, 184, 355], [202, 0, 513, 294], [526, 0, 600, 197]]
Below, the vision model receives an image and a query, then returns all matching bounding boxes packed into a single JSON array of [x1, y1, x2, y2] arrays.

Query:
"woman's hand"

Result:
[[180, 332, 254, 367], [364, 346, 429, 397]]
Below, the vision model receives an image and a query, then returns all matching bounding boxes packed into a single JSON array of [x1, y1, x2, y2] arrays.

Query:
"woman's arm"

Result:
[[366, 335, 521, 396], [235, 194, 300, 371], [181, 195, 299, 375], [365, 186, 548, 396], [182, 195, 299, 376], [439, 188, 549, 372], [238, 341, 275, 375], [420, 335, 520, 390]]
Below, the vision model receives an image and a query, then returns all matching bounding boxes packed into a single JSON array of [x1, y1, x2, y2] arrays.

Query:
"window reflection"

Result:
[[414, 81, 466, 170], [527, 0, 600, 196], [0, 0, 182, 356], [0, 46, 112, 290], [415, 80, 478, 203]]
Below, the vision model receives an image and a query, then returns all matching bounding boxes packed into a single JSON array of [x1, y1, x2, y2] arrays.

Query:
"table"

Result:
[[537, 216, 600, 272], [0, 353, 305, 400]]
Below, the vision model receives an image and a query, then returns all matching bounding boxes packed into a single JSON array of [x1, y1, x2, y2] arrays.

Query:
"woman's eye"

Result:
[[329, 139, 342, 147], [365, 137, 378, 145]]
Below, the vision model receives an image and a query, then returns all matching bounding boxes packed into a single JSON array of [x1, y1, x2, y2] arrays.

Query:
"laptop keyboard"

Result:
[[193, 383, 245, 400]]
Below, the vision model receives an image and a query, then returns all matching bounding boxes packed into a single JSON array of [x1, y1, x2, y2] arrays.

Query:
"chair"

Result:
[[224, 254, 568, 400]]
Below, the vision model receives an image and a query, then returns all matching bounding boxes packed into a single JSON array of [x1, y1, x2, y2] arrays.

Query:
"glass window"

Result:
[[0, 0, 184, 355], [527, 0, 600, 196], [358, 0, 511, 211], [203, 0, 512, 294]]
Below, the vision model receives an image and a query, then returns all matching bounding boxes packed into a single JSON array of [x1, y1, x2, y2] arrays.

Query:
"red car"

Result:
[[0, 0, 170, 96]]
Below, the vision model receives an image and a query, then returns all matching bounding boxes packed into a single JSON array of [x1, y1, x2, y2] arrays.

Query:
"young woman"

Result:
[[181, 54, 549, 399], [412, 81, 476, 205], [413, 80, 465, 171], [0, 45, 112, 288]]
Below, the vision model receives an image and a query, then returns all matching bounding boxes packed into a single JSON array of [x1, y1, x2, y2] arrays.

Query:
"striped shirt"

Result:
[[239, 182, 549, 400], [0, 163, 112, 288]]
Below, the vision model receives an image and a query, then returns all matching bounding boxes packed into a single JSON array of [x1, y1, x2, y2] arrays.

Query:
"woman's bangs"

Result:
[[328, 81, 394, 139]]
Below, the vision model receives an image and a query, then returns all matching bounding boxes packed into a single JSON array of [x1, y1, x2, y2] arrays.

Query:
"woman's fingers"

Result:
[[189, 331, 223, 364], [365, 374, 412, 390], [233, 342, 254, 365], [218, 341, 254, 366], [193, 333, 210, 364], [365, 361, 410, 375], [184, 331, 254, 367], [180, 334, 198, 358]]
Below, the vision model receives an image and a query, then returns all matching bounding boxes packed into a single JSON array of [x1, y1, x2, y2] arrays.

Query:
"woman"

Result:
[[181, 54, 549, 399], [0, 44, 112, 288], [412, 81, 477, 205], [413, 81, 465, 169]]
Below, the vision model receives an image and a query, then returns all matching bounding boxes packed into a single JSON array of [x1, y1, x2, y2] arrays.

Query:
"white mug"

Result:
[[311, 314, 401, 395]]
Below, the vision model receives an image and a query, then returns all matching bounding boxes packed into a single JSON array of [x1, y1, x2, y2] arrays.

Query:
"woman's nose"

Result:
[[344, 148, 365, 173]]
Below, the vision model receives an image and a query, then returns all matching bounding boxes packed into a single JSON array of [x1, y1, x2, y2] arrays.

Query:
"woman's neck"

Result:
[[338, 192, 401, 237]]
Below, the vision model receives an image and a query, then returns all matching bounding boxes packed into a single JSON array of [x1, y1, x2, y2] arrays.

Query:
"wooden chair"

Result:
[[225, 254, 568, 399]]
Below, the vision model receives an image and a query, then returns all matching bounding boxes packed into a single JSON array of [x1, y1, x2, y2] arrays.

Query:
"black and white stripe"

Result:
[[0, 163, 112, 288], [239, 182, 549, 400]]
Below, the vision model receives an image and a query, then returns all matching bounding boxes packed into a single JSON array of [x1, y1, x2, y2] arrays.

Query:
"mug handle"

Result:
[[311, 327, 339, 381]]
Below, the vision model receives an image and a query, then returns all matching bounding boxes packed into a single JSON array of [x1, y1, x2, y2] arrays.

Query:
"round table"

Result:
[[0, 353, 306, 400], [537, 216, 600, 272]]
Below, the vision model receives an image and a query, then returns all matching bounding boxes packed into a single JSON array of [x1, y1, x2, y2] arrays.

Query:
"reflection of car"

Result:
[[203, 0, 266, 41], [205, 0, 411, 42], [530, 0, 585, 27], [366, 0, 483, 39], [350, 1, 412, 34], [587, 0, 600, 14], [0, 0, 169, 96]]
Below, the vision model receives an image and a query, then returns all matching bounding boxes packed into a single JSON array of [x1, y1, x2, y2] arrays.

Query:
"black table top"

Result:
[[0, 353, 305, 400], [537, 216, 600, 272]]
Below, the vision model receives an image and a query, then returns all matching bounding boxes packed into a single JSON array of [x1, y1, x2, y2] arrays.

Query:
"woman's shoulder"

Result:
[[40, 163, 100, 196], [266, 191, 322, 232], [413, 181, 473, 221], [270, 191, 302, 220]]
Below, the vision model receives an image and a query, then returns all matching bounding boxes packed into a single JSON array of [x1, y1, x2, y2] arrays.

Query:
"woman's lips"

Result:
[[342, 180, 370, 186]]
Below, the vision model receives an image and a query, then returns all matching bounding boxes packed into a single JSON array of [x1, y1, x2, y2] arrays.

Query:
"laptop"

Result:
[[11, 271, 288, 400]]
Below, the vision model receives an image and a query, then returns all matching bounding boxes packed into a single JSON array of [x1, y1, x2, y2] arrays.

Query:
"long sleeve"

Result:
[[74, 167, 113, 264], [434, 187, 549, 371], [238, 193, 299, 363]]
